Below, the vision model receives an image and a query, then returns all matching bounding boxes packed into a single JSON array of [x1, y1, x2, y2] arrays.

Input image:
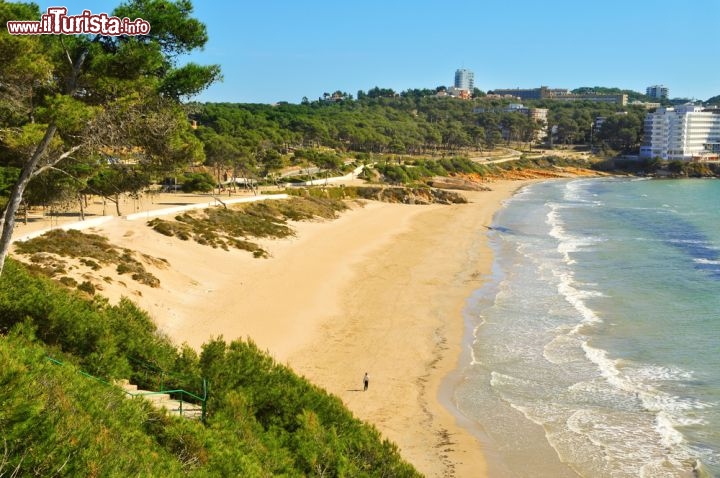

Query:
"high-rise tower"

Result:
[[454, 69, 474, 91], [646, 85, 669, 99]]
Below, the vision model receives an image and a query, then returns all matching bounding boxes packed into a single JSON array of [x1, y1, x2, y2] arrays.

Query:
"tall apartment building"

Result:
[[454, 69, 474, 91], [640, 105, 720, 160], [646, 85, 669, 99]]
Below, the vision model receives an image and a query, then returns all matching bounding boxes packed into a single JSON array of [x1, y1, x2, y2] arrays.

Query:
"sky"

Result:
[[35, 0, 720, 104]]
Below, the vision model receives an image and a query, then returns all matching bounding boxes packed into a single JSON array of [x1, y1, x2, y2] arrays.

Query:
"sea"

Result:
[[455, 177, 720, 477]]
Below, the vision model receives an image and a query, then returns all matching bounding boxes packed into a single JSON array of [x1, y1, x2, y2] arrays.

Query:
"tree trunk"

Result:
[[114, 193, 121, 216], [0, 45, 89, 277], [79, 193, 85, 221], [241, 170, 256, 195], [216, 164, 222, 196], [0, 123, 58, 277]]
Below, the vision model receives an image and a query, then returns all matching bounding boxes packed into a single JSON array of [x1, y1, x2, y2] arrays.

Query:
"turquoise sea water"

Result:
[[456, 178, 720, 477]]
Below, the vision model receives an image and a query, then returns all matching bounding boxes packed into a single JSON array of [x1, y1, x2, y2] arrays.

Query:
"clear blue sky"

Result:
[[36, 0, 720, 104]]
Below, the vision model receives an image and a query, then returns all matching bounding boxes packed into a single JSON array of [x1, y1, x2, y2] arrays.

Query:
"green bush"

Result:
[[379, 164, 411, 184], [0, 335, 185, 476], [77, 280, 96, 295], [181, 172, 216, 193], [0, 260, 421, 476]]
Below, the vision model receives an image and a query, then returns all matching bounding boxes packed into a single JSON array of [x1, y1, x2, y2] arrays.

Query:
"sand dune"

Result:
[[10, 182, 528, 477]]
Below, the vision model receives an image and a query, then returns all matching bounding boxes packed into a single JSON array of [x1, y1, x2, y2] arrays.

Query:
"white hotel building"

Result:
[[640, 105, 720, 160]]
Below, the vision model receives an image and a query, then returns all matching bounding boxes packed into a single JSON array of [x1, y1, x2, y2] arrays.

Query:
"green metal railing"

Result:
[[126, 356, 208, 421], [46, 356, 115, 387], [127, 385, 207, 421], [45, 356, 208, 422]]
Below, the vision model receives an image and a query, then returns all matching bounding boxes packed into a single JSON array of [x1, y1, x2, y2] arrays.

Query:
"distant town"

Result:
[[311, 68, 719, 162], [423, 69, 720, 162]]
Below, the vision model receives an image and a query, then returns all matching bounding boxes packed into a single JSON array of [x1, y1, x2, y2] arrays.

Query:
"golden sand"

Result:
[[11, 181, 528, 477]]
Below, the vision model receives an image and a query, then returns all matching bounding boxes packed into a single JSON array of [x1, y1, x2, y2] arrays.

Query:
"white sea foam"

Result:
[[507, 402, 546, 427], [563, 180, 584, 202], [669, 238, 712, 245], [512, 186, 533, 199], [577, 341, 712, 472], [557, 273, 603, 328], [560, 236, 605, 255], [547, 207, 565, 240], [544, 211, 608, 329], [581, 342, 629, 391], [695, 258, 720, 265], [641, 390, 711, 415], [547, 204, 604, 266], [656, 411, 687, 448], [464, 178, 720, 477], [579, 344, 698, 413], [490, 370, 520, 389], [564, 179, 603, 203], [469, 347, 481, 366], [563, 406, 698, 478], [469, 326, 484, 365], [629, 364, 694, 382], [562, 388, 703, 477]]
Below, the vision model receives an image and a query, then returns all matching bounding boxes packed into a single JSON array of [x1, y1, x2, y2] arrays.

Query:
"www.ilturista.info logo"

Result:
[[6, 7, 150, 36]]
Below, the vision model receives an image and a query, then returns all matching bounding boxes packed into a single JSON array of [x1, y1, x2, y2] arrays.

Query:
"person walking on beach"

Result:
[[363, 372, 369, 391]]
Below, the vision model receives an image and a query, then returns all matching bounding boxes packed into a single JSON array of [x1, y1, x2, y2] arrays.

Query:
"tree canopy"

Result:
[[187, 91, 647, 180], [0, 0, 220, 276]]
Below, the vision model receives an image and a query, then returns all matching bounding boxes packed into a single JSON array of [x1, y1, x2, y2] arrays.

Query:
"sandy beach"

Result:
[[10, 181, 527, 477]]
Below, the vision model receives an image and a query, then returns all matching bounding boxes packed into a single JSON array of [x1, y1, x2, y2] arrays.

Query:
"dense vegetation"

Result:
[[192, 95, 646, 163], [370, 154, 597, 185], [0, 259, 419, 476], [595, 156, 720, 178], [0, 0, 220, 276], [1, 67, 710, 227], [570, 86, 660, 104]]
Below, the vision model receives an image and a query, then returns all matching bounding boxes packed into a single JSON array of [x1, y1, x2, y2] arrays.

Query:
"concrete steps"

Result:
[[116, 379, 203, 419]]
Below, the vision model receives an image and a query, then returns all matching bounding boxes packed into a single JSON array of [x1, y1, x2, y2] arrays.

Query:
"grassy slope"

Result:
[[0, 260, 419, 477]]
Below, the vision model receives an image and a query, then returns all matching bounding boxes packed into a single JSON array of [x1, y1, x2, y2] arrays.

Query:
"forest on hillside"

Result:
[[191, 94, 647, 167], [1, 91, 647, 216]]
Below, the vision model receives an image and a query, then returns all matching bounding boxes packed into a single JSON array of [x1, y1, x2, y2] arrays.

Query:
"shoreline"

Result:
[[286, 182, 531, 477], [9, 181, 530, 477]]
